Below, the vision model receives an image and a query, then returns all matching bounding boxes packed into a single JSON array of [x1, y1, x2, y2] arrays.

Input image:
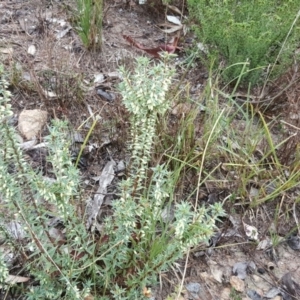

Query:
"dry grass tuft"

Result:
[[259, 66, 300, 165]]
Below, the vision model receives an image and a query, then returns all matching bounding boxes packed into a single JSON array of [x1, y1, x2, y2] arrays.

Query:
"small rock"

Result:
[[94, 73, 105, 84], [96, 89, 114, 102], [186, 282, 202, 299], [27, 44, 36, 56], [257, 268, 266, 275], [233, 261, 256, 280], [257, 237, 272, 250], [287, 234, 300, 250], [18, 109, 48, 140], [247, 289, 262, 300], [107, 71, 122, 79], [220, 287, 231, 300], [265, 287, 281, 298], [230, 275, 245, 292], [211, 265, 223, 283], [116, 160, 126, 173], [5, 221, 26, 240], [252, 275, 261, 282], [186, 282, 201, 294]]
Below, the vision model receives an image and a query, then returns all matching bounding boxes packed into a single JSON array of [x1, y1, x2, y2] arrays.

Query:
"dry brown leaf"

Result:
[[6, 274, 30, 284], [160, 24, 183, 34], [0, 47, 13, 55], [123, 35, 180, 58], [167, 4, 183, 16], [167, 15, 182, 26]]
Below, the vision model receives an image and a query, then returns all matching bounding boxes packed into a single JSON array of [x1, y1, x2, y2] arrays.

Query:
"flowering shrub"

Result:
[[0, 58, 224, 299]]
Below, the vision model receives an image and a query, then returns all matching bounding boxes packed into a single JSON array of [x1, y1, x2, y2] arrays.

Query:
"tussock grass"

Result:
[[76, 0, 103, 50]]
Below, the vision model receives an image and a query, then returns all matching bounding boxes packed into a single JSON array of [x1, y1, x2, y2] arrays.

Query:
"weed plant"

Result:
[[187, 0, 300, 85], [0, 56, 224, 299], [76, 0, 103, 50]]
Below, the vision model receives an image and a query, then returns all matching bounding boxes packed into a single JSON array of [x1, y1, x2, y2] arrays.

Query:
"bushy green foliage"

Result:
[[0, 58, 224, 299], [0, 68, 88, 299], [98, 55, 224, 298], [187, 0, 300, 84]]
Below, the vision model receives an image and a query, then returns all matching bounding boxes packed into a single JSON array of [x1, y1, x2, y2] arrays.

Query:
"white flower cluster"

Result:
[[0, 76, 13, 117], [149, 164, 171, 218], [119, 57, 175, 193], [0, 252, 9, 286], [119, 56, 174, 116], [0, 64, 80, 223]]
